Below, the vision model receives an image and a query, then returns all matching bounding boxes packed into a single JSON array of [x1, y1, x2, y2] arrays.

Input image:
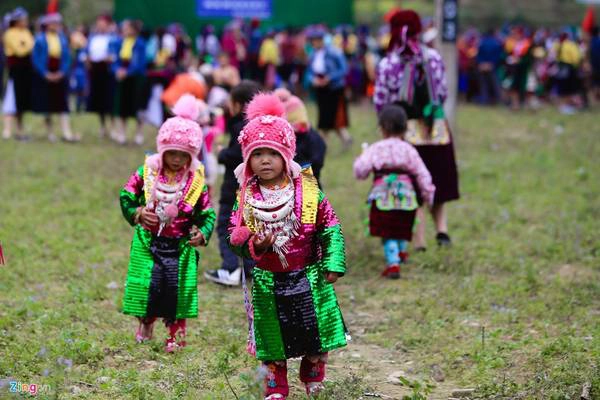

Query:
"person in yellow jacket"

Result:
[[2, 8, 34, 140], [551, 32, 583, 115], [258, 30, 280, 89]]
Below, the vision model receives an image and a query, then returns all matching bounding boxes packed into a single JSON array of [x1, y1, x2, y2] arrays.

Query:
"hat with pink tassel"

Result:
[[229, 92, 302, 246]]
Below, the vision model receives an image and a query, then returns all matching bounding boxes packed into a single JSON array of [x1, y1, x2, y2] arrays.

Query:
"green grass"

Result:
[[0, 104, 599, 399]]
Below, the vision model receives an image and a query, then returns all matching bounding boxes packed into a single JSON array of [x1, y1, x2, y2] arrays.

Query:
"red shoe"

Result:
[[382, 264, 401, 279]]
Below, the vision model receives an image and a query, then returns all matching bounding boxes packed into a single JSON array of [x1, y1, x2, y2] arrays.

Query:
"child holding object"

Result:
[[228, 93, 348, 399], [353, 104, 435, 278], [119, 95, 216, 352]]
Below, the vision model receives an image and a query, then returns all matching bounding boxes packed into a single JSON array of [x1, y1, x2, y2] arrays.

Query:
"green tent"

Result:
[[114, 0, 354, 35]]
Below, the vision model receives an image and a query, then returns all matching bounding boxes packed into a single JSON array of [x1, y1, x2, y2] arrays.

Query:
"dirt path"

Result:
[[325, 309, 461, 400]]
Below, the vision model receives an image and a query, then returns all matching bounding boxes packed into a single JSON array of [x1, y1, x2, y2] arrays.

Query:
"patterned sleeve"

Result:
[[429, 50, 448, 104], [316, 191, 347, 276], [227, 199, 253, 259], [119, 165, 145, 226], [373, 59, 389, 113], [192, 185, 216, 243], [353, 145, 374, 180], [405, 145, 436, 205]]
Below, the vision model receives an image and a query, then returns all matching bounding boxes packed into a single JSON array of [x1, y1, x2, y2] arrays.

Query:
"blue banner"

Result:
[[196, 0, 272, 19]]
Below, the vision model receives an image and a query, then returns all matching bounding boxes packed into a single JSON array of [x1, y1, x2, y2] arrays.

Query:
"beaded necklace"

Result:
[[244, 177, 299, 268], [147, 167, 190, 236]]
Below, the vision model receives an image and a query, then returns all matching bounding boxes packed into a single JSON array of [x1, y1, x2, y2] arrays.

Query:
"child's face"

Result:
[[163, 150, 191, 172], [250, 147, 285, 183]]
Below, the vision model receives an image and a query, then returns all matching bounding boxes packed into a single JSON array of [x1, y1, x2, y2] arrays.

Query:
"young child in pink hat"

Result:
[[119, 94, 216, 352], [228, 93, 347, 399]]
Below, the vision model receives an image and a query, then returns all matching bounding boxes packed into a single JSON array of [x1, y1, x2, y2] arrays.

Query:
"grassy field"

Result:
[[0, 103, 599, 399]]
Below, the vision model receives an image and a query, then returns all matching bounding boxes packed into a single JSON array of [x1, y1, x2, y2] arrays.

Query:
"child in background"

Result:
[[353, 105, 435, 279], [204, 80, 261, 286], [228, 93, 347, 399], [119, 95, 216, 352], [274, 88, 327, 184]]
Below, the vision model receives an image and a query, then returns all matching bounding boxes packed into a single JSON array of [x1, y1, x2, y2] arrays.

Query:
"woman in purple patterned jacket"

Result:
[[373, 10, 459, 250]]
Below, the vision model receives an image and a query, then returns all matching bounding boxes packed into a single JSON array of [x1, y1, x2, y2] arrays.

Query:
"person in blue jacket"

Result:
[[306, 26, 352, 150], [112, 19, 146, 145], [476, 29, 504, 105], [31, 12, 78, 142]]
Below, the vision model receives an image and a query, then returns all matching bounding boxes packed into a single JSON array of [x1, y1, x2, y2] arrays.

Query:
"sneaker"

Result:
[[48, 133, 58, 143], [382, 264, 401, 279], [436, 232, 452, 247], [204, 267, 241, 286], [2, 131, 10, 140]]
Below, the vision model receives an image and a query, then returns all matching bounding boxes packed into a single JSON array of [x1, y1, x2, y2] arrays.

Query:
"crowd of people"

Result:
[[457, 24, 600, 113], [3, 8, 600, 144], [2, 5, 598, 399]]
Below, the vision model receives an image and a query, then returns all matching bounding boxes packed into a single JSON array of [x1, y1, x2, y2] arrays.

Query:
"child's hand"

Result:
[[139, 207, 159, 229], [325, 272, 339, 283], [253, 232, 275, 253], [188, 226, 206, 247]]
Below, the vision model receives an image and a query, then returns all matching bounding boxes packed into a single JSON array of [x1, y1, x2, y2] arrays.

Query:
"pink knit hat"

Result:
[[146, 94, 204, 172], [274, 88, 310, 133], [230, 92, 302, 246], [233, 92, 301, 185]]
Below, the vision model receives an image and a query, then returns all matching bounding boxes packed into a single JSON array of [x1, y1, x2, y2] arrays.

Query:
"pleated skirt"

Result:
[[122, 226, 199, 320], [252, 264, 347, 361]]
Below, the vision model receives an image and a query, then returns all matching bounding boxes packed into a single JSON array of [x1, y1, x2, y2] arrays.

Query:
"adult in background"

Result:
[[505, 27, 533, 110], [477, 29, 504, 105], [31, 12, 78, 142], [112, 19, 146, 145], [86, 14, 116, 138], [307, 27, 352, 150], [374, 9, 459, 249], [590, 27, 600, 101], [550, 31, 583, 115], [2, 8, 34, 141]]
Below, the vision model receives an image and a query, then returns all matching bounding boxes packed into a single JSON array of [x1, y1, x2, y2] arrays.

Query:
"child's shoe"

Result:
[[135, 321, 154, 343], [264, 394, 285, 400], [305, 382, 325, 396], [300, 356, 326, 396], [165, 337, 180, 353], [382, 264, 401, 279], [264, 361, 288, 399]]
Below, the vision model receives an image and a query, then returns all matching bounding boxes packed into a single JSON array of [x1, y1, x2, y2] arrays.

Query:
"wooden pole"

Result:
[[435, 0, 459, 133]]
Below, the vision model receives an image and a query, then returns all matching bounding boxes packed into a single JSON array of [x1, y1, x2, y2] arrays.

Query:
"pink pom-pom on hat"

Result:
[[152, 94, 204, 171]]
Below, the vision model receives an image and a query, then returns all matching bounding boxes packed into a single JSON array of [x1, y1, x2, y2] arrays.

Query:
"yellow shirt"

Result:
[[120, 37, 136, 61], [554, 40, 582, 66], [3, 27, 34, 57], [259, 38, 280, 66], [46, 32, 62, 58]]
